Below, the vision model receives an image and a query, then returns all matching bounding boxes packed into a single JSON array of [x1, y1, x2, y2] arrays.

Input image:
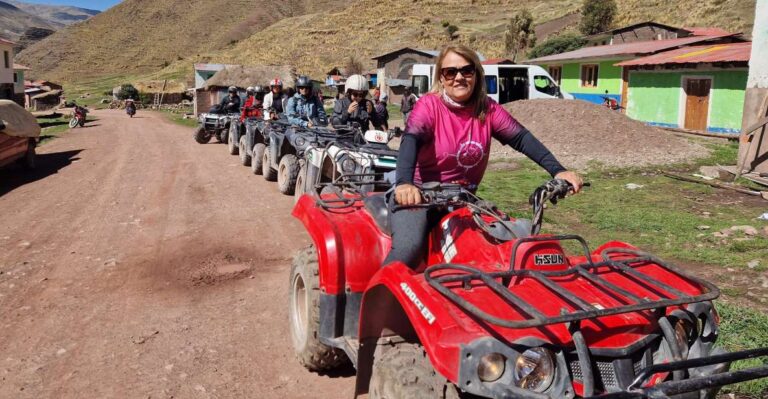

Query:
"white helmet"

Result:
[[346, 74, 369, 92]]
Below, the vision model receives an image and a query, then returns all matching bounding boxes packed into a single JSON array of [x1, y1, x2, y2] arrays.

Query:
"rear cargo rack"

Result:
[[424, 239, 720, 329]]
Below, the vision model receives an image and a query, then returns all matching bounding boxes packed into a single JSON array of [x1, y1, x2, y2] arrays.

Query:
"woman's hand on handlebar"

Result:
[[554, 171, 584, 193], [394, 184, 422, 206]]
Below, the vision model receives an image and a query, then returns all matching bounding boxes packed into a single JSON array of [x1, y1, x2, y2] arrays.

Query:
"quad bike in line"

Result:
[[69, 105, 88, 128], [235, 116, 267, 171], [294, 126, 400, 202], [193, 106, 239, 144], [262, 120, 358, 195], [289, 178, 768, 398]]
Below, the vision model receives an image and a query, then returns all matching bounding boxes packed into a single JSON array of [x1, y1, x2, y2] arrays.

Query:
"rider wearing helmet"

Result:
[[219, 86, 242, 114], [263, 78, 288, 120], [331, 74, 374, 129], [241, 85, 266, 122], [286, 76, 327, 128]]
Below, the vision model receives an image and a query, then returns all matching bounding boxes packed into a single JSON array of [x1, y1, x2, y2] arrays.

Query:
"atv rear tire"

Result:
[[278, 154, 300, 195], [251, 143, 265, 175], [22, 139, 36, 170], [239, 136, 251, 166], [370, 342, 460, 399], [262, 149, 277, 181], [294, 160, 307, 204], [289, 246, 347, 371], [194, 127, 211, 144], [228, 124, 239, 155]]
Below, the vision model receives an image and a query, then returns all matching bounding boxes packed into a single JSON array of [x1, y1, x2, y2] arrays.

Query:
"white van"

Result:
[[411, 63, 573, 103]]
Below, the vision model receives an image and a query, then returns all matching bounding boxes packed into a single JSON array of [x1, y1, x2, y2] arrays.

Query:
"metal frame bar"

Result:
[[424, 245, 720, 329]]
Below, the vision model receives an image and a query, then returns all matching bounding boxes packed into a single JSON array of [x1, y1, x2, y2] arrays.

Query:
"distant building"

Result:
[[193, 63, 239, 90], [528, 22, 749, 134], [0, 37, 24, 106], [13, 64, 29, 100], [371, 48, 440, 104], [194, 64, 296, 116]]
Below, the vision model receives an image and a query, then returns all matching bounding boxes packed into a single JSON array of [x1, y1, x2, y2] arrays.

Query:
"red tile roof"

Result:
[[13, 63, 30, 70], [0, 37, 16, 46], [616, 42, 751, 66], [527, 33, 740, 63]]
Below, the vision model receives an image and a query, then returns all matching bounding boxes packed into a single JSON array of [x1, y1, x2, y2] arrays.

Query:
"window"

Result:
[[548, 66, 562, 85], [3, 51, 8, 69], [13, 72, 18, 83], [485, 76, 498, 94], [581, 64, 599, 87], [533, 76, 559, 96]]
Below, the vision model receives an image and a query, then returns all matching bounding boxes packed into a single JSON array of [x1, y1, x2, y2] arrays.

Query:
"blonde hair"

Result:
[[431, 44, 487, 122]]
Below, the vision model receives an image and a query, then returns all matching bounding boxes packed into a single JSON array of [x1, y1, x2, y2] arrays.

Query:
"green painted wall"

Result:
[[626, 70, 748, 133], [540, 60, 623, 103]]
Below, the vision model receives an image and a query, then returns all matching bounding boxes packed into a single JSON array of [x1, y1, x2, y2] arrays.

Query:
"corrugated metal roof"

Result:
[[616, 42, 751, 66], [684, 27, 733, 37], [527, 33, 739, 63]]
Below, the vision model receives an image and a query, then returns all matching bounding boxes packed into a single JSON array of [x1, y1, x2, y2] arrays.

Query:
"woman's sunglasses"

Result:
[[440, 65, 476, 80]]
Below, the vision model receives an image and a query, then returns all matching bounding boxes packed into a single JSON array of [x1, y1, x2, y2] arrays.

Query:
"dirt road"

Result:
[[0, 110, 355, 398]]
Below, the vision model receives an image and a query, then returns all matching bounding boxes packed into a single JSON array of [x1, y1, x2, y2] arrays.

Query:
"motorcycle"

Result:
[[125, 100, 136, 118], [69, 106, 88, 128]]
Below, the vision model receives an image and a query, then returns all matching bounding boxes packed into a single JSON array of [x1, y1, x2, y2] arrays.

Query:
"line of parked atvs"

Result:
[[191, 106, 768, 399], [195, 110, 399, 200]]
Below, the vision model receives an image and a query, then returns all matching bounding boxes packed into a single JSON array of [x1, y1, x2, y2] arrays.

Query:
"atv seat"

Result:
[[363, 194, 391, 236]]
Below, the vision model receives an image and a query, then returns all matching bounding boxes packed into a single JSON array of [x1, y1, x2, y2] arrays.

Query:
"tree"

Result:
[[504, 10, 536, 63], [527, 33, 587, 59], [579, 0, 617, 35], [117, 84, 139, 100]]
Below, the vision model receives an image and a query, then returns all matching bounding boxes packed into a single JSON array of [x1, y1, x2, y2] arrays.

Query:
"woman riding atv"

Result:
[[286, 76, 327, 128], [386, 44, 584, 269], [263, 79, 289, 120], [331, 74, 374, 130], [241, 86, 266, 122]]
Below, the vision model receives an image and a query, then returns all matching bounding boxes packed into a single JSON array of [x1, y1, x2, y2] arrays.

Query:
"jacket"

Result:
[[286, 93, 328, 128], [219, 93, 241, 114], [331, 97, 373, 129], [241, 96, 263, 122], [263, 91, 288, 120]]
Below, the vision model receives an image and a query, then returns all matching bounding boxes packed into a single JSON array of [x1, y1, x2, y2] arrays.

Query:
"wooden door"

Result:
[[684, 78, 711, 131]]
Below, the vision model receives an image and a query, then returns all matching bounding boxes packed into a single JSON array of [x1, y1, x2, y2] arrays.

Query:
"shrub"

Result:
[[527, 33, 587, 59], [579, 0, 617, 35], [116, 84, 140, 100]]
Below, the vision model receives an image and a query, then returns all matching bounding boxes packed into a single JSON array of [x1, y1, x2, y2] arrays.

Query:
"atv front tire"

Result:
[[194, 127, 211, 144], [294, 160, 307, 203], [370, 342, 460, 399], [21, 139, 36, 170], [239, 136, 251, 166], [251, 143, 265, 175], [289, 246, 347, 371], [228, 124, 239, 155], [262, 149, 277, 181], [278, 154, 300, 195]]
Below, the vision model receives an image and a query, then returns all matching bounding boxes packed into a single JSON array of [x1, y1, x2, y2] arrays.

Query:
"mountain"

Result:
[[16, 0, 756, 82], [0, 1, 60, 42], [6, 0, 100, 26]]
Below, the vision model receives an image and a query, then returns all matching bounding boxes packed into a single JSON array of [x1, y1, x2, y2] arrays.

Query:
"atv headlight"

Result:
[[513, 347, 555, 392], [477, 353, 506, 382], [341, 158, 356, 174]]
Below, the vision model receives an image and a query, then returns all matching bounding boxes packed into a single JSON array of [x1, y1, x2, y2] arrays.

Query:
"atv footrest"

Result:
[[424, 246, 720, 329]]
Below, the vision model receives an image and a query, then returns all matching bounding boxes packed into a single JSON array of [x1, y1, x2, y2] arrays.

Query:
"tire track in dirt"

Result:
[[0, 110, 354, 398]]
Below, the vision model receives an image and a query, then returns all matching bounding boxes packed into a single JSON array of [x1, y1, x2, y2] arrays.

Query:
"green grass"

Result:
[[479, 141, 768, 396], [35, 112, 98, 145], [158, 109, 197, 128]]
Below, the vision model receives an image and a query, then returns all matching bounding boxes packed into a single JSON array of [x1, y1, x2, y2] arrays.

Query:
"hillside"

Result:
[[0, 1, 60, 42], [17, 0, 756, 82], [6, 0, 100, 26], [15, 0, 348, 81]]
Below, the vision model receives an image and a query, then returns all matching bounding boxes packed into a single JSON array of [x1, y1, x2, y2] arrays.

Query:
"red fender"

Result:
[[292, 194, 391, 295], [354, 262, 476, 395]]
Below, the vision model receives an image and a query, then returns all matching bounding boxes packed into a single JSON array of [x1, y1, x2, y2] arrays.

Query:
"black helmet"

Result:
[[228, 86, 237, 94], [253, 85, 267, 94], [296, 76, 312, 89]]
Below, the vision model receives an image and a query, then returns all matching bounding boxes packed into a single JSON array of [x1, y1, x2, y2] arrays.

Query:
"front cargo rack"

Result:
[[424, 236, 720, 329]]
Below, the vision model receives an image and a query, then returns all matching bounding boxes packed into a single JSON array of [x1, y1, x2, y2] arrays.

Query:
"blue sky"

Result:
[[19, 0, 121, 11]]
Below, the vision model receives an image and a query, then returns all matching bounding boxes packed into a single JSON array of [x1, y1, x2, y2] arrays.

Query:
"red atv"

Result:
[[289, 179, 768, 398]]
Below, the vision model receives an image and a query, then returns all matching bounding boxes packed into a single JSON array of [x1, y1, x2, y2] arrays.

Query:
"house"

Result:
[[13, 64, 29, 102], [527, 26, 746, 109], [371, 48, 440, 104], [194, 64, 295, 116], [0, 37, 24, 106], [24, 79, 63, 109], [193, 63, 240, 90], [585, 22, 700, 46], [30, 89, 62, 111], [617, 42, 750, 134]]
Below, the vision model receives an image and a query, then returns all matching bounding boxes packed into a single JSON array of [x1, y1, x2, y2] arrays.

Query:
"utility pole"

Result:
[[737, 0, 768, 174]]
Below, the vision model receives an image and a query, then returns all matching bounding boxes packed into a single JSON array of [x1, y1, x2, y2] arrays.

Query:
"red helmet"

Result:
[[270, 78, 283, 87]]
